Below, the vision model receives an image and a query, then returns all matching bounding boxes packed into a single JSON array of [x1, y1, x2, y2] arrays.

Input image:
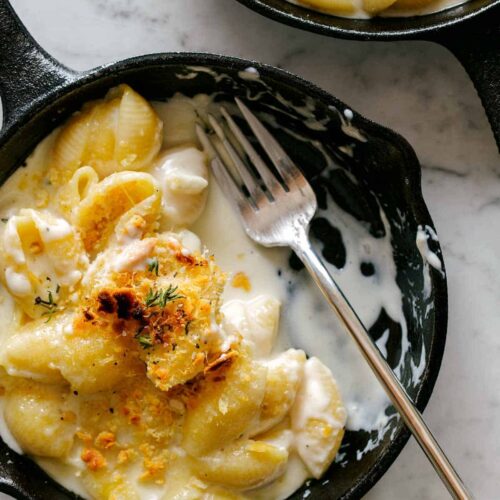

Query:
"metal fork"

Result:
[[196, 98, 471, 500]]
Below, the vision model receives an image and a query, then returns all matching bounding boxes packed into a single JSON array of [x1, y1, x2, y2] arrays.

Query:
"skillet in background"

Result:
[[236, 0, 500, 146], [0, 0, 447, 498]]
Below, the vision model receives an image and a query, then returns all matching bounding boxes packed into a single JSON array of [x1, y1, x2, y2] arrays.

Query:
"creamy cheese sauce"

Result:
[[416, 224, 444, 300]]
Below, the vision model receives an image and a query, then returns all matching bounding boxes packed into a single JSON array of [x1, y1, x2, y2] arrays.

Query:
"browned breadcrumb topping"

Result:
[[71, 238, 238, 480], [117, 448, 136, 465], [76, 431, 93, 444], [231, 271, 251, 292], [139, 457, 166, 482], [83, 285, 193, 349], [204, 350, 239, 375], [81, 448, 107, 471], [95, 431, 116, 450]]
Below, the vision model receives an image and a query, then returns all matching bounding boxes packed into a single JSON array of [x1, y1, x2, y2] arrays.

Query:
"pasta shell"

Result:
[[0, 209, 86, 319], [192, 440, 288, 490], [74, 171, 161, 256], [50, 111, 91, 183], [168, 478, 245, 500], [4, 380, 76, 458], [389, 0, 435, 8], [222, 295, 281, 358], [50, 84, 163, 181], [2, 312, 141, 394], [1, 313, 70, 385], [299, 0, 355, 14], [83, 96, 120, 176], [251, 349, 306, 436], [116, 84, 163, 172], [81, 470, 140, 500], [182, 354, 267, 457], [56, 166, 99, 217], [291, 357, 346, 479], [363, 0, 398, 12]]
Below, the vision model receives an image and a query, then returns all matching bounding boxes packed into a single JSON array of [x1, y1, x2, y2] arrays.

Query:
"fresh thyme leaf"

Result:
[[41, 311, 55, 323], [0, 218, 8, 223], [34, 294, 57, 309], [34, 291, 58, 323], [145, 289, 160, 307], [145, 285, 184, 308], [161, 285, 183, 307], [147, 257, 159, 276], [135, 327, 153, 349], [137, 334, 154, 349]]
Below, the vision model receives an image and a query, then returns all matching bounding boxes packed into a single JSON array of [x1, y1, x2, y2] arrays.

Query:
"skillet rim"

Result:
[[0, 51, 448, 500], [234, 0, 500, 40]]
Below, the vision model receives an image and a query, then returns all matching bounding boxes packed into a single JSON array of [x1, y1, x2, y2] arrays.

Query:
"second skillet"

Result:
[[0, 1, 448, 499], [236, 0, 500, 146]]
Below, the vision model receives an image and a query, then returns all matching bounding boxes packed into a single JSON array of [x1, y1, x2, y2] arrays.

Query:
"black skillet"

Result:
[[236, 0, 500, 146], [0, 1, 448, 499]]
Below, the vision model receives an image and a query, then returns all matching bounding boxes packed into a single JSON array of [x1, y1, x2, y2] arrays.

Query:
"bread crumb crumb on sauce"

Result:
[[0, 85, 346, 500], [232, 271, 252, 292]]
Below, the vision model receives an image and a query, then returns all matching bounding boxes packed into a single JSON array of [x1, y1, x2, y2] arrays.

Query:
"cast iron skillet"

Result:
[[236, 0, 500, 146], [0, 1, 448, 499]]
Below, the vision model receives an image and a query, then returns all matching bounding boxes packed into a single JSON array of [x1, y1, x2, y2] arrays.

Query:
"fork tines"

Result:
[[196, 98, 313, 211]]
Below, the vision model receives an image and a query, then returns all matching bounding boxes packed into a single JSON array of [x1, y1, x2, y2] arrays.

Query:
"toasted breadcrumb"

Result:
[[231, 272, 251, 292], [117, 449, 136, 465], [81, 448, 107, 471], [95, 431, 116, 449]]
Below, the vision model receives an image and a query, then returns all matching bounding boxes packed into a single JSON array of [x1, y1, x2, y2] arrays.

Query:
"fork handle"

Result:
[[292, 237, 472, 500]]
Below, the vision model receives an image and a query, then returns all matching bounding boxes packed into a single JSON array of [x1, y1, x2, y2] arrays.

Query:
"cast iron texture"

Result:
[[0, 1, 448, 499], [235, 0, 500, 147]]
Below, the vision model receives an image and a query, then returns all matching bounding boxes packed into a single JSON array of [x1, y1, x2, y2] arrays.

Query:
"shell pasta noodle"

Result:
[[0, 85, 346, 500], [288, 0, 467, 17]]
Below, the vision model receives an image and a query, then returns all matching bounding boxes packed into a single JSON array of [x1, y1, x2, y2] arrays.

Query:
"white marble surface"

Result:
[[1, 0, 499, 499]]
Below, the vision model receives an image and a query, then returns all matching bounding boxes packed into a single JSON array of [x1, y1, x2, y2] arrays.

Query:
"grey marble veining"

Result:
[[2, 0, 500, 498]]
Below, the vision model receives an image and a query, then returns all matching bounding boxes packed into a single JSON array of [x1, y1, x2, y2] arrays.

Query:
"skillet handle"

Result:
[[436, 15, 500, 149], [0, 0, 76, 131]]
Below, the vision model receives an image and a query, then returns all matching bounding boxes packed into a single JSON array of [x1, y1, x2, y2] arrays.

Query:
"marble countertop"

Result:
[[2, 0, 499, 498]]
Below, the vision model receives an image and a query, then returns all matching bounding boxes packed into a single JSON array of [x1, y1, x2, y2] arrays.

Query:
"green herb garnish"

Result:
[[34, 290, 58, 322], [145, 285, 184, 308], [137, 334, 154, 349], [147, 257, 159, 276], [135, 327, 153, 349]]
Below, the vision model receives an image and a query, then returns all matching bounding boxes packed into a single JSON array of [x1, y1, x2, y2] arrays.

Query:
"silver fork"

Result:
[[196, 98, 471, 500]]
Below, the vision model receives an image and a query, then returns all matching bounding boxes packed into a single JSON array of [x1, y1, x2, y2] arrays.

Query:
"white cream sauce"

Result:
[[330, 106, 367, 143], [238, 67, 261, 82], [416, 224, 444, 299]]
